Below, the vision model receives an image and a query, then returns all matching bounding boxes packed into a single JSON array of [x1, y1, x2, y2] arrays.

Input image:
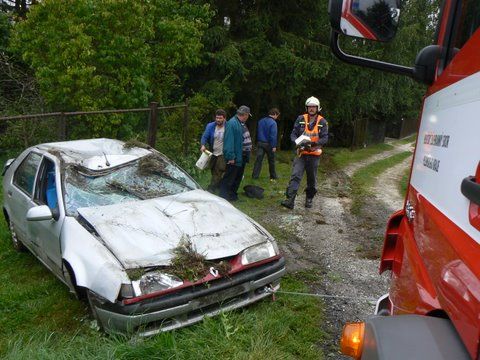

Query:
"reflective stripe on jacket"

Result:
[[300, 114, 323, 156]]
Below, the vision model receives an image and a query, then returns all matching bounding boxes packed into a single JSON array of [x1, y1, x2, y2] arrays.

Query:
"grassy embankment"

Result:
[[0, 151, 325, 359], [0, 141, 408, 359], [350, 152, 413, 214], [344, 135, 416, 214]]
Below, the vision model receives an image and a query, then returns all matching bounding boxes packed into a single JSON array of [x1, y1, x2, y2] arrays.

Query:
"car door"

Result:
[[28, 155, 65, 277], [9, 151, 43, 254]]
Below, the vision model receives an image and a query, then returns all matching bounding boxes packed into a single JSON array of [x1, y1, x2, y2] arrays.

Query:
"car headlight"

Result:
[[241, 241, 278, 265], [131, 271, 183, 297]]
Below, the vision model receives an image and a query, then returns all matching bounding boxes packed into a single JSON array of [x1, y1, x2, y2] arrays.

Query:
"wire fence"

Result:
[[0, 101, 192, 154]]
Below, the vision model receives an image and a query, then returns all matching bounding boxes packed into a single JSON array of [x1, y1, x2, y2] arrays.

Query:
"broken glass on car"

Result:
[[64, 154, 199, 216]]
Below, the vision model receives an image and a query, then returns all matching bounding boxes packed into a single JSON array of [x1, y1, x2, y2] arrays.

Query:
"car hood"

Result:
[[77, 190, 271, 269]]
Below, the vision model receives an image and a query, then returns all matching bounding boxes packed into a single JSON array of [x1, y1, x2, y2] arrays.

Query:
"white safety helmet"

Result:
[[305, 96, 321, 111]]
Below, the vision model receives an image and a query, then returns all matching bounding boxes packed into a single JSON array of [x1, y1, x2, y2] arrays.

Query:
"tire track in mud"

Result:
[[273, 141, 414, 358]]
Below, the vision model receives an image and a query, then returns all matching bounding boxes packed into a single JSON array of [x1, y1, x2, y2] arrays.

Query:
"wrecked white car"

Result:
[[2, 138, 285, 335]]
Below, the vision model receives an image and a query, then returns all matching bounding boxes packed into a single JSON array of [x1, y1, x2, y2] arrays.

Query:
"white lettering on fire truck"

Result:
[[411, 71, 480, 244]]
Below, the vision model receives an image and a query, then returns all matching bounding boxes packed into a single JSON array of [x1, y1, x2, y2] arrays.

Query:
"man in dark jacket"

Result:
[[252, 108, 280, 180], [200, 109, 227, 191], [281, 96, 328, 209], [219, 105, 252, 201]]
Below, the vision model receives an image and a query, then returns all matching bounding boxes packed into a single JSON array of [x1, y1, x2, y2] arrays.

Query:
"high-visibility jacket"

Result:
[[300, 114, 323, 156]]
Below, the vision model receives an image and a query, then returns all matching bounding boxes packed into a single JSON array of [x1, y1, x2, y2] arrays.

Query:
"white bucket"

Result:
[[196, 150, 213, 170]]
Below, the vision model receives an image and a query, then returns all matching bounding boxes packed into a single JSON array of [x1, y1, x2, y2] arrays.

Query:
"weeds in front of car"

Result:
[[170, 236, 231, 281], [125, 268, 145, 281], [170, 236, 209, 282]]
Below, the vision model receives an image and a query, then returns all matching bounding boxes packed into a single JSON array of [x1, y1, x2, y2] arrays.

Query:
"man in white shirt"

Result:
[[200, 109, 227, 192]]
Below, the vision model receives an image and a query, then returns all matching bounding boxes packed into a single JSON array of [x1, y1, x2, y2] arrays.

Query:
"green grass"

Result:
[[0, 141, 410, 358], [1, 275, 325, 359], [398, 167, 411, 198], [350, 151, 412, 214], [328, 143, 394, 169], [393, 133, 417, 145], [0, 152, 326, 359]]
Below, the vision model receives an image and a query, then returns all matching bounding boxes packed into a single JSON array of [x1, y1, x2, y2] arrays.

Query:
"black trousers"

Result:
[[219, 163, 246, 201], [252, 142, 277, 179], [285, 154, 320, 198]]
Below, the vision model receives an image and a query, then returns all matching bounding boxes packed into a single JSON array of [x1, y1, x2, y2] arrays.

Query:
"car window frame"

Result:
[[34, 156, 58, 205], [62, 152, 201, 216], [12, 151, 43, 199]]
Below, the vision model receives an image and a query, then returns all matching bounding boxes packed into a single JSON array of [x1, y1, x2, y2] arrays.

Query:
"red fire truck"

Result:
[[328, 0, 480, 358]]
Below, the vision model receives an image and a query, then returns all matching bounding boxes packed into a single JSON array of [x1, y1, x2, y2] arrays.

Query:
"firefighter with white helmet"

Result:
[[281, 96, 329, 209], [305, 96, 321, 110]]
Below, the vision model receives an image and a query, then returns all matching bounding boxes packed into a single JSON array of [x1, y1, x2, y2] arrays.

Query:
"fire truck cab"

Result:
[[328, 0, 480, 358]]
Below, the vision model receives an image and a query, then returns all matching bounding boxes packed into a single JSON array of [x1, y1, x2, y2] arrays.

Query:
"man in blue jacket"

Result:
[[219, 105, 252, 201], [252, 108, 280, 180], [200, 109, 227, 191]]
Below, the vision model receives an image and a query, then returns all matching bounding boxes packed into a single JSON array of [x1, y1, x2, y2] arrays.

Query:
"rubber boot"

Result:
[[305, 188, 316, 209], [305, 197, 313, 208], [281, 191, 296, 209]]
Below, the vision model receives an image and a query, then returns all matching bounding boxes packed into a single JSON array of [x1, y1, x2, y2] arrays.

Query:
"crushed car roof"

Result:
[[36, 138, 152, 170]]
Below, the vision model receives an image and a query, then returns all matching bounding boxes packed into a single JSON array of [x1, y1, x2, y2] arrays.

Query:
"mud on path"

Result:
[[270, 142, 414, 358]]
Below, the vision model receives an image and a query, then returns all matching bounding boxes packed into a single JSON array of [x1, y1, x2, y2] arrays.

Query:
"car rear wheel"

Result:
[[9, 219, 26, 252]]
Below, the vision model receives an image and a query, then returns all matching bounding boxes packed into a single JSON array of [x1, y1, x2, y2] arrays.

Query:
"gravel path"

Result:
[[274, 141, 414, 358]]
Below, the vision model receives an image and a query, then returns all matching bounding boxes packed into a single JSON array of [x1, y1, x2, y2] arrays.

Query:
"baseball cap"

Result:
[[237, 105, 252, 116]]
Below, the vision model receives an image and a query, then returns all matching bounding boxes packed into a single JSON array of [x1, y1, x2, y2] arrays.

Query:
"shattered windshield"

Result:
[[64, 154, 199, 216]]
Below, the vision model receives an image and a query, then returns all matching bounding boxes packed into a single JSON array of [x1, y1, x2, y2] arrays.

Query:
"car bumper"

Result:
[[91, 257, 286, 336]]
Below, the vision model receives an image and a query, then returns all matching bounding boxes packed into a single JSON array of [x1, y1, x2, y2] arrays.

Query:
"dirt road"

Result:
[[273, 142, 414, 358]]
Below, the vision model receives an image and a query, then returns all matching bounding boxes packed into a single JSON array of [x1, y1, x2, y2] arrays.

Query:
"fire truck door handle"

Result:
[[461, 176, 480, 205]]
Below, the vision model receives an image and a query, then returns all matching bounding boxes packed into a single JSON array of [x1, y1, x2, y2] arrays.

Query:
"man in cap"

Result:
[[219, 105, 252, 201], [281, 96, 328, 209]]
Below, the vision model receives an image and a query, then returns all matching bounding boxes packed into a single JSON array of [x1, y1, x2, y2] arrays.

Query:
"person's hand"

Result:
[[272, 147, 277, 152], [227, 159, 235, 165], [200, 145, 206, 152]]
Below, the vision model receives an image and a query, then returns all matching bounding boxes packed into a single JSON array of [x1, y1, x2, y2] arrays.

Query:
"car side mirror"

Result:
[[51, 206, 60, 221], [27, 205, 53, 221], [413, 45, 442, 85], [329, 0, 401, 42]]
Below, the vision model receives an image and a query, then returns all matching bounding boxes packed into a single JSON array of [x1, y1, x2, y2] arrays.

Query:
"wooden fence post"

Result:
[[350, 118, 357, 151], [147, 102, 158, 148], [58, 113, 66, 141], [183, 99, 189, 155]]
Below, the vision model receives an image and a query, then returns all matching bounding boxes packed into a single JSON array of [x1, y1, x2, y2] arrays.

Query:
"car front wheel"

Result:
[[87, 290, 105, 332], [9, 219, 26, 252]]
